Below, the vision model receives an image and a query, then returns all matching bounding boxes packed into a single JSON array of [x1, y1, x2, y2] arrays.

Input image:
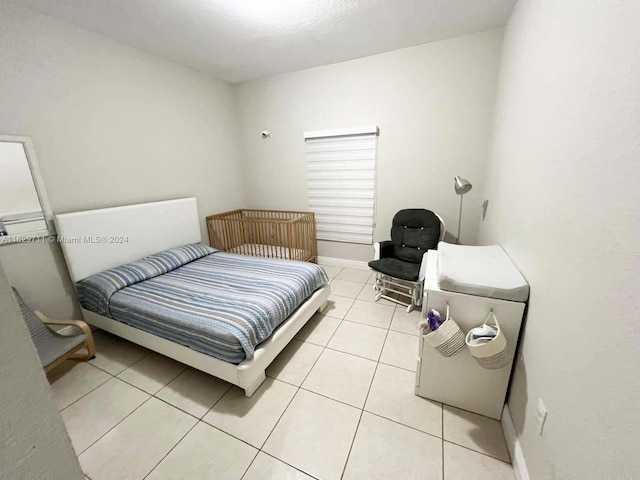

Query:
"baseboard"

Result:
[[502, 405, 530, 480], [317, 256, 370, 270]]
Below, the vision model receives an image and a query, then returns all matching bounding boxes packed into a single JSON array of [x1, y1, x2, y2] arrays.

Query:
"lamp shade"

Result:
[[454, 175, 472, 195]]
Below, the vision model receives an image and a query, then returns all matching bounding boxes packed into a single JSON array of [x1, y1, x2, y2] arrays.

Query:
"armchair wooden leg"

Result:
[[73, 335, 96, 361], [84, 330, 96, 358]]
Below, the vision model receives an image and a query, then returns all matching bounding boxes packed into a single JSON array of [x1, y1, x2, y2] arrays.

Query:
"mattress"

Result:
[[77, 244, 328, 364], [436, 242, 529, 302], [229, 243, 307, 260]]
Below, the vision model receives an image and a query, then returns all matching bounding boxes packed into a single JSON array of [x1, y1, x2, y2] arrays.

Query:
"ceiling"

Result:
[[23, 0, 516, 84]]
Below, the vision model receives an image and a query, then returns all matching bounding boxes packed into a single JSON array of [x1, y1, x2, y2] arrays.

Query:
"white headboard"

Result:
[[56, 198, 201, 282]]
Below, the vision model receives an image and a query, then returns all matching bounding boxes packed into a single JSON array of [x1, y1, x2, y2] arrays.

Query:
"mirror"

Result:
[[0, 135, 54, 242]]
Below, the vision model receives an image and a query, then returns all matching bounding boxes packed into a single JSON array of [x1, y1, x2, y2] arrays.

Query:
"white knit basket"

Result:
[[421, 306, 465, 357], [465, 312, 511, 370]]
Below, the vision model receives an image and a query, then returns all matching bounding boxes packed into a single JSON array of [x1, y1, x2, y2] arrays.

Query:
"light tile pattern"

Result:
[[356, 282, 394, 305], [50, 265, 512, 480], [243, 452, 314, 480], [390, 306, 421, 335], [322, 294, 355, 319], [156, 368, 231, 418], [379, 329, 420, 371], [79, 397, 196, 480], [89, 340, 150, 375], [444, 442, 515, 480], [320, 265, 342, 279], [48, 361, 111, 411], [327, 320, 388, 360], [262, 389, 361, 480], [443, 405, 511, 462], [91, 329, 118, 352], [203, 378, 297, 448], [344, 299, 395, 329], [335, 268, 372, 283], [60, 378, 149, 454], [328, 279, 365, 298], [294, 313, 342, 346], [266, 339, 323, 386], [117, 352, 186, 394], [365, 363, 442, 437], [343, 412, 442, 479], [301, 348, 376, 408], [147, 422, 256, 479]]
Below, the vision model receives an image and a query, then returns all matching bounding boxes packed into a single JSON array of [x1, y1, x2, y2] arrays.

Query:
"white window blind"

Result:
[[304, 126, 378, 244]]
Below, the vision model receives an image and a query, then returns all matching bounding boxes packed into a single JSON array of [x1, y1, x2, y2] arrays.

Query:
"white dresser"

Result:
[[415, 249, 527, 420]]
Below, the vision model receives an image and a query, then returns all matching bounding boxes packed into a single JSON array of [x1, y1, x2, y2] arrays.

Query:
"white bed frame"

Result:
[[56, 198, 330, 396]]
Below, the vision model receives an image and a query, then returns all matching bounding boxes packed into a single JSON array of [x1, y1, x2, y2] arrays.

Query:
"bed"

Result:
[[56, 198, 330, 396], [206, 209, 317, 262]]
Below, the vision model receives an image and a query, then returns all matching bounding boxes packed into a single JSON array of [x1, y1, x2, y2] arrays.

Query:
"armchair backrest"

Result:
[[390, 209, 442, 264], [11, 288, 57, 358]]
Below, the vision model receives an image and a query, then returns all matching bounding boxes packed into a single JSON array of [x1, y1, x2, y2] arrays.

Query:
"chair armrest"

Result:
[[34, 311, 96, 355], [373, 241, 394, 260], [418, 251, 430, 281]]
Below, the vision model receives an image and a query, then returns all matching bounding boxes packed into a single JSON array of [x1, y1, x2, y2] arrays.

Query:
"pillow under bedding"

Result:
[[76, 243, 218, 316]]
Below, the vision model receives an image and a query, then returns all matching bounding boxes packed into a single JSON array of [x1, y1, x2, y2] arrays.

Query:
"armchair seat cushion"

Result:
[[39, 333, 87, 367], [368, 258, 421, 282]]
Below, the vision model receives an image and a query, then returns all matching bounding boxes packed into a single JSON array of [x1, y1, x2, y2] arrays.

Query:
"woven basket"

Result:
[[421, 307, 465, 357], [465, 312, 511, 370]]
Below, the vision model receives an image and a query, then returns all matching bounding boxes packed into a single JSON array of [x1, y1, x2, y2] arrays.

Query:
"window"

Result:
[[304, 126, 378, 244]]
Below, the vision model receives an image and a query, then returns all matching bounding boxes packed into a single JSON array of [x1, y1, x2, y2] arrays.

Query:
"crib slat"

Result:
[[223, 217, 231, 251]]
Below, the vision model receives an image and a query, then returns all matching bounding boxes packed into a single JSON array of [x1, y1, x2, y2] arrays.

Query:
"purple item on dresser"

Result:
[[427, 309, 443, 332]]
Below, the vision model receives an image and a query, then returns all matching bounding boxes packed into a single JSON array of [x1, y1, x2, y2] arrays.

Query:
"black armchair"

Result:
[[368, 209, 444, 312]]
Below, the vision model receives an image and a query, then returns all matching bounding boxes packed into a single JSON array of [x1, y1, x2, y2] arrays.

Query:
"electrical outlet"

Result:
[[536, 398, 548, 435]]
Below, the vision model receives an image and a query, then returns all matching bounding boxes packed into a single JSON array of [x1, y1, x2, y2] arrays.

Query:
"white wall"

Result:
[[236, 29, 503, 261], [0, 2, 244, 318], [0, 263, 83, 479], [0, 142, 42, 217], [479, 1, 640, 478]]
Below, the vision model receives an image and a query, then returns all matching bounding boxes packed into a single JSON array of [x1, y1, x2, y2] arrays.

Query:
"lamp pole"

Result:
[[453, 175, 472, 245], [456, 194, 464, 244]]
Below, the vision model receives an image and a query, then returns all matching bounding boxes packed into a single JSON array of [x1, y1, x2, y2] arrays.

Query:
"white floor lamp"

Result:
[[454, 175, 472, 244]]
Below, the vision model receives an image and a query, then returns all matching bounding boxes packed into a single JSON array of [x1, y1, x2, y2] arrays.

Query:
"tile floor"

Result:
[[48, 265, 514, 480]]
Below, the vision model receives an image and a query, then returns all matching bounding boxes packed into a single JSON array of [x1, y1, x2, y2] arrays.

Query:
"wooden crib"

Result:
[[206, 209, 317, 262]]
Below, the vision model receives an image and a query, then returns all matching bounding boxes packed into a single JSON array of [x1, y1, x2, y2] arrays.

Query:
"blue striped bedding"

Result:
[[77, 244, 329, 364]]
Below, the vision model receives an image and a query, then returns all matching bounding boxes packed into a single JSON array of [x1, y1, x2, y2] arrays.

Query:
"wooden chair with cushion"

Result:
[[12, 288, 95, 373]]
